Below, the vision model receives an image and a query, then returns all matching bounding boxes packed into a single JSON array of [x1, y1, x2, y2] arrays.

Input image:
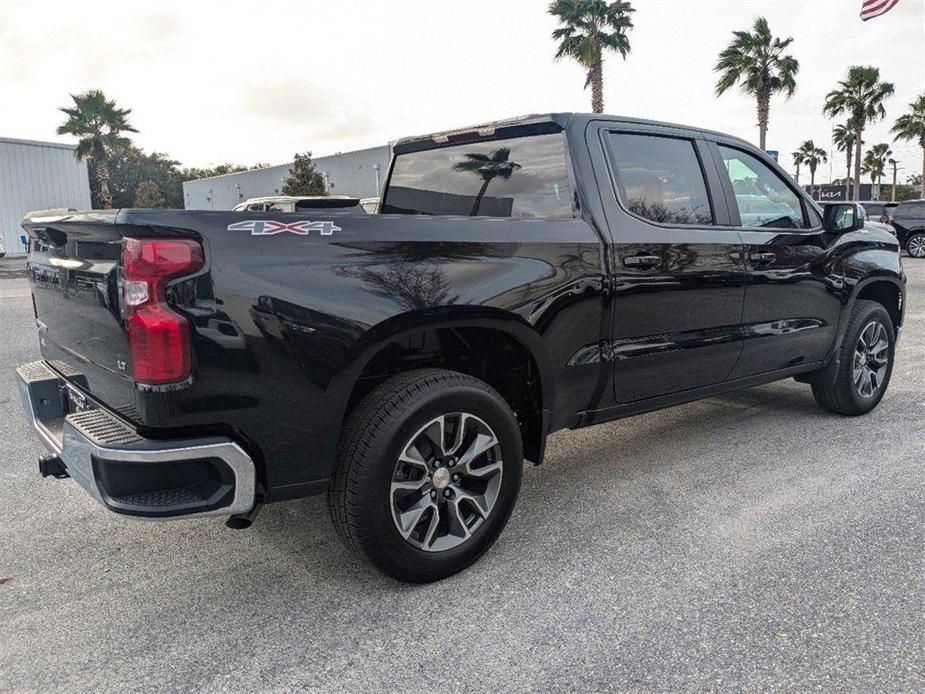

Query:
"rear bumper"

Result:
[[17, 360, 256, 520]]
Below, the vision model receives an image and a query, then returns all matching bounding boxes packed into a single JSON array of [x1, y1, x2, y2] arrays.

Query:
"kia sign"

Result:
[[808, 184, 874, 202]]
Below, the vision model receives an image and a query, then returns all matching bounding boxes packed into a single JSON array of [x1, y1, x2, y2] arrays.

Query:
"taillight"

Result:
[[120, 237, 203, 385]]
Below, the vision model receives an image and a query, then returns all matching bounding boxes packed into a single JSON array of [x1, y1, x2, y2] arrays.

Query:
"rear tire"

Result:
[[906, 233, 925, 258], [327, 368, 523, 583], [811, 300, 895, 416]]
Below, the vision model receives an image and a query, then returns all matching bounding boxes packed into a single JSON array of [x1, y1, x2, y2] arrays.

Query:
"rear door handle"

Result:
[[750, 252, 776, 265], [623, 255, 661, 268]]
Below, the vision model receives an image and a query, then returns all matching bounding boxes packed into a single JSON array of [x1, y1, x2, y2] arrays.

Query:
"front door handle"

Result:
[[750, 252, 776, 265], [623, 254, 661, 268]]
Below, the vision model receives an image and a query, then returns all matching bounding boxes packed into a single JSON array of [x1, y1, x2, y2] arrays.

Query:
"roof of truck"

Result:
[[393, 112, 754, 154]]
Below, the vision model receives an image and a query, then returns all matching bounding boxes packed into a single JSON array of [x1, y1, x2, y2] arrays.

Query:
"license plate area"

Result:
[[64, 383, 96, 414]]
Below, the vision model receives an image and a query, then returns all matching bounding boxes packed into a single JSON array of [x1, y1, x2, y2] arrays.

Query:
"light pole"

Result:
[[889, 159, 900, 202]]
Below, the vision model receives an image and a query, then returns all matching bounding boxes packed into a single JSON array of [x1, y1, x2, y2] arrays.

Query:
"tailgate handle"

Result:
[[623, 255, 661, 268], [750, 252, 776, 265]]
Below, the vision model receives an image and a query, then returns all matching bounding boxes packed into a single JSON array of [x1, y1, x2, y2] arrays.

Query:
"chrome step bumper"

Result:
[[17, 360, 256, 520]]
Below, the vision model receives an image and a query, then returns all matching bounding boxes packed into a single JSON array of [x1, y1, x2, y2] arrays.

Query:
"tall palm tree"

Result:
[[57, 90, 137, 209], [795, 140, 828, 196], [453, 147, 522, 216], [823, 66, 895, 202], [833, 121, 861, 200], [862, 143, 892, 199], [714, 17, 799, 151], [891, 93, 925, 198], [549, 0, 635, 113]]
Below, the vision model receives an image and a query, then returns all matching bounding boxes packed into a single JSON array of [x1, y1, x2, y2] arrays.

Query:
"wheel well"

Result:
[[346, 327, 545, 463], [857, 281, 902, 329]]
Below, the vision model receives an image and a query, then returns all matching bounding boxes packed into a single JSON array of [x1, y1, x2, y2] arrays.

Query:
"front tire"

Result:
[[906, 233, 925, 259], [811, 300, 895, 416], [327, 369, 523, 583]]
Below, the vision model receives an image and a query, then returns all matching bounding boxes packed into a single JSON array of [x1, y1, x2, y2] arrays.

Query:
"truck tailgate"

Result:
[[23, 210, 198, 420]]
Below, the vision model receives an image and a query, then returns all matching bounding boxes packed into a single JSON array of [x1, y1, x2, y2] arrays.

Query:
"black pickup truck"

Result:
[[16, 113, 905, 582]]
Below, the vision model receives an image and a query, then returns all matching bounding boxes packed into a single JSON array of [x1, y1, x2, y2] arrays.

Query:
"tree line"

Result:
[[56, 90, 322, 209]]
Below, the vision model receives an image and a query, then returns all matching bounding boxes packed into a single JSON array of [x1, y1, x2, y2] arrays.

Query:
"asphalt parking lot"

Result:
[[1, 257, 922, 692]]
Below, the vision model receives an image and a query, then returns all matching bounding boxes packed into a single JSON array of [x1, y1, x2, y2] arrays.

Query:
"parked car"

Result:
[[232, 195, 361, 213], [16, 113, 905, 582], [857, 200, 899, 223], [888, 199, 925, 258]]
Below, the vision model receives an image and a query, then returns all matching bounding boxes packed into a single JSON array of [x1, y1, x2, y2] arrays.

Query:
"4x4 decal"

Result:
[[227, 220, 341, 236]]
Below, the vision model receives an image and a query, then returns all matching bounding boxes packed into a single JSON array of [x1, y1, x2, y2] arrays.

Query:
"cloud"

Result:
[[237, 78, 375, 144], [0, 8, 185, 83]]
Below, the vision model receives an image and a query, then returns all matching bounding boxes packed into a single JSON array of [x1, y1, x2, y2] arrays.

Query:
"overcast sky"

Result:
[[1, 0, 922, 183]]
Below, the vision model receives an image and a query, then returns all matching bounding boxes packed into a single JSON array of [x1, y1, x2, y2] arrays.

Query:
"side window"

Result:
[[607, 132, 713, 225], [718, 145, 808, 229]]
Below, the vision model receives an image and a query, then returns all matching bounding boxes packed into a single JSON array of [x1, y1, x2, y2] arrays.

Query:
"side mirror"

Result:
[[823, 202, 866, 233]]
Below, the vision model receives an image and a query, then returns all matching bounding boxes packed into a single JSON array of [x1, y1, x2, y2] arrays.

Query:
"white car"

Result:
[[232, 195, 362, 213]]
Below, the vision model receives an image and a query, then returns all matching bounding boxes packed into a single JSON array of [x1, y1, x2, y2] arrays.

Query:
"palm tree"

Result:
[[453, 147, 522, 216], [833, 121, 861, 200], [549, 0, 635, 113], [823, 66, 895, 202], [795, 140, 828, 197], [57, 90, 137, 209], [862, 143, 892, 199], [714, 17, 799, 151], [891, 94, 925, 198]]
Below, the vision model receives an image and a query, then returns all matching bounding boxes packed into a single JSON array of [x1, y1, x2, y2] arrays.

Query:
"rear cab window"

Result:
[[381, 133, 574, 219]]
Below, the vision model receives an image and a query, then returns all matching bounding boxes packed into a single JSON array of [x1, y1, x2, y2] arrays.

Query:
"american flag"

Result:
[[860, 0, 900, 21]]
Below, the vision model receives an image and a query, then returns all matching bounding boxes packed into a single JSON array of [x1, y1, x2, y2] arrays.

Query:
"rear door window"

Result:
[[382, 133, 573, 219], [607, 133, 714, 225], [718, 145, 808, 229]]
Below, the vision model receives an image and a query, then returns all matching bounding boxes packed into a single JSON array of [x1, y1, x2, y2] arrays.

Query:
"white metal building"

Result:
[[182, 144, 391, 210], [0, 137, 92, 256]]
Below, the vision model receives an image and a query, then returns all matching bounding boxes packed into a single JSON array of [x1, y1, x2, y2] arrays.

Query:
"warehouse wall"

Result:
[[182, 145, 392, 210], [0, 138, 92, 256]]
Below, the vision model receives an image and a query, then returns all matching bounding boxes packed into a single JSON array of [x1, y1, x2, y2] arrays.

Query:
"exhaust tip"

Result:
[[225, 516, 252, 530], [226, 501, 261, 530]]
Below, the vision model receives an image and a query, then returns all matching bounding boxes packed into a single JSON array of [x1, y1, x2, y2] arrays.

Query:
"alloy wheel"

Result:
[[390, 413, 503, 552], [853, 320, 889, 398], [908, 235, 925, 258]]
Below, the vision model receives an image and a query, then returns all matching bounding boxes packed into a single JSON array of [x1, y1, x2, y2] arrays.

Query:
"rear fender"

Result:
[[326, 306, 556, 455]]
